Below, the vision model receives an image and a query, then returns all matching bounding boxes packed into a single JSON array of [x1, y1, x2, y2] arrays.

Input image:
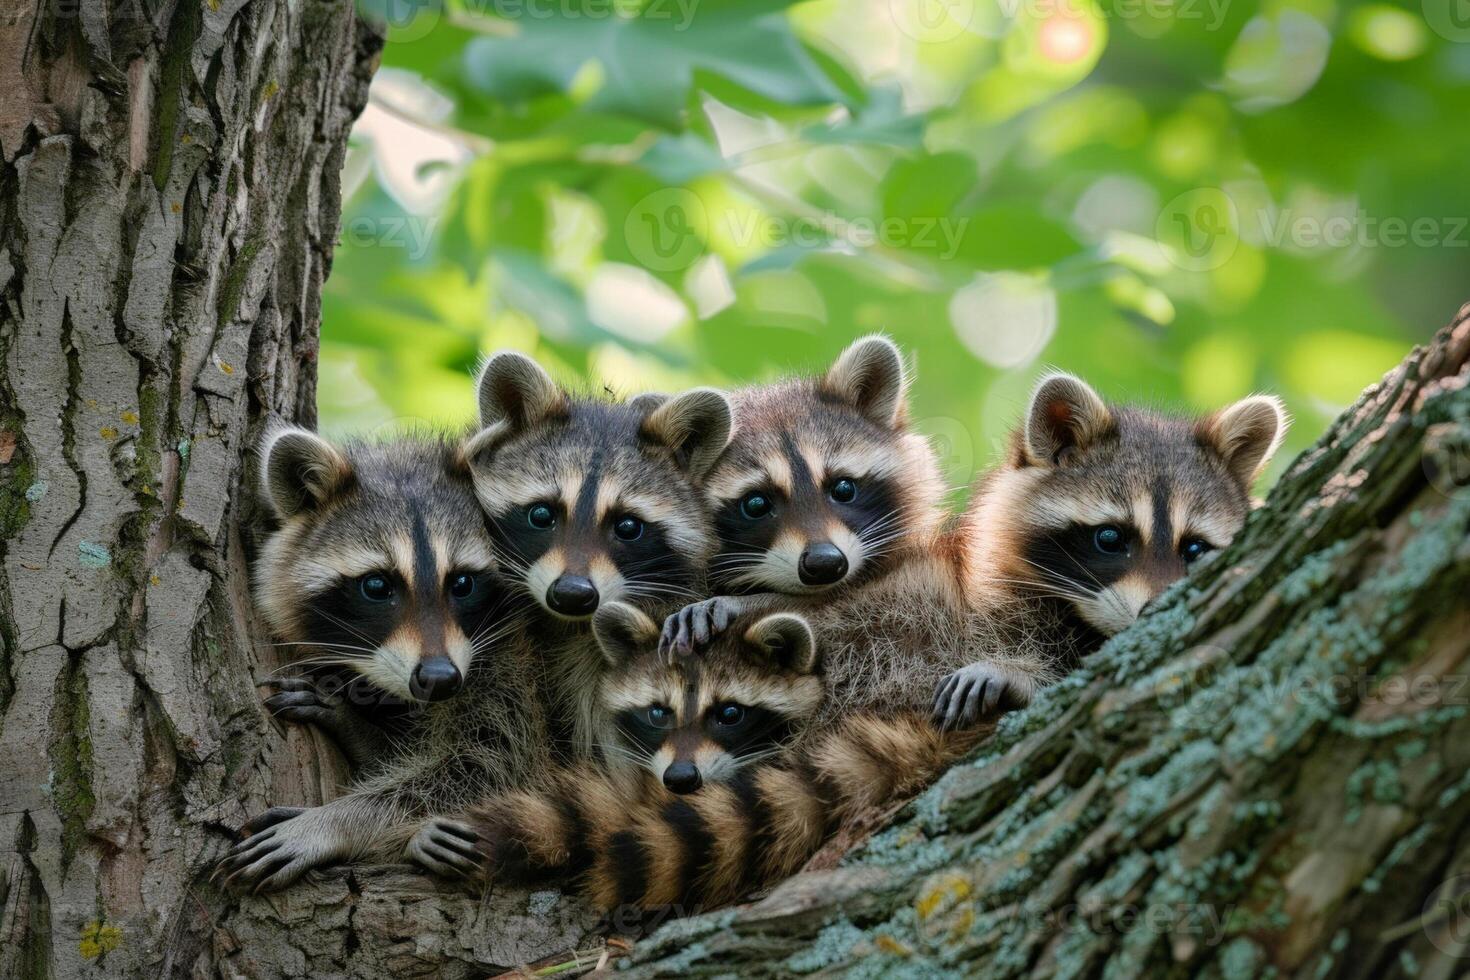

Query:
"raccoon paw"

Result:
[[405, 818, 482, 878], [215, 805, 342, 893], [264, 676, 342, 728], [659, 596, 741, 659], [264, 677, 391, 769], [932, 663, 1033, 730]]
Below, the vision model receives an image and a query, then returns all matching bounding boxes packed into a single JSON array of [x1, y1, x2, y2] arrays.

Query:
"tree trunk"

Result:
[[621, 306, 1470, 978], [0, 2, 378, 975]]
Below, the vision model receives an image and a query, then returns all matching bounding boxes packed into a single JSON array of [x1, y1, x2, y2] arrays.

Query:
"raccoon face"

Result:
[[990, 373, 1288, 635], [703, 336, 945, 595], [464, 353, 732, 622], [592, 602, 822, 794], [254, 428, 512, 704]]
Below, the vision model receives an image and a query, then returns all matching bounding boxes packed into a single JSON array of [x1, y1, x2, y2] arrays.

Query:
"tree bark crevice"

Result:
[[1, 3, 378, 976]]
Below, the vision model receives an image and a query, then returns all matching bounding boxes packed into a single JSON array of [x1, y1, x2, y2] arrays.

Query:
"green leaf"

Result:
[[460, 4, 846, 128]]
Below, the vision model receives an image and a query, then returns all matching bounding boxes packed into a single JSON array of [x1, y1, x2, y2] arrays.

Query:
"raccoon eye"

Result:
[[1180, 538, 1213, 564], [527, 503, 556, 530], [613, 516, 644, 541], [713, 703, 745, 726], [645, 705, 675, 729], [740, 492, 773, 520], [448, 573, 476, 599], [1093, 525, 1126, 555], [359, 574, 394, 602], [830, 478, 858, 504]]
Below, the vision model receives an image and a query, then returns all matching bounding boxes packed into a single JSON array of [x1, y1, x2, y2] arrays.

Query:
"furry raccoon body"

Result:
[[221, 427, 555, 892]]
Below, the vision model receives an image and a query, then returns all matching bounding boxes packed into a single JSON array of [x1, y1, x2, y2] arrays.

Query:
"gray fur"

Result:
[[227, 430, 556, 892]]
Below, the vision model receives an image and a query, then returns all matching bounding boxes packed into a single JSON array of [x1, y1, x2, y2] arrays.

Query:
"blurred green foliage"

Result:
[[320, 0, 1470, 492]]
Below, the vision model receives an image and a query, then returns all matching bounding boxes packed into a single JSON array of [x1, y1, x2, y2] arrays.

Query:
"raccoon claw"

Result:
[[237, 805, 307, 838], [262, 677, 391, 769], [265, 687, 338, 727], [932, 664, 1029, 730], [406, 818, 483, 878], [217, 806, 338, 893], [659, 597, 740, 660]]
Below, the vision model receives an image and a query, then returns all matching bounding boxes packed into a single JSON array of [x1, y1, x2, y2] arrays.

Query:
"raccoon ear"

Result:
[[627, 391, 669, 415], [260, 425, 354, 518], [744, 613, 818, 675], [1197, 395, 1289, 488], [640, 387, 733, 479], [476, 351, 566, 431], [592, 602, 660, 667], [1023, 372, 1114, 467], [822, 335, 907, 428]]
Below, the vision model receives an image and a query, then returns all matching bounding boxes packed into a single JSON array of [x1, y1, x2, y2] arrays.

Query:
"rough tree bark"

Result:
[[0, 2, 381, 976]]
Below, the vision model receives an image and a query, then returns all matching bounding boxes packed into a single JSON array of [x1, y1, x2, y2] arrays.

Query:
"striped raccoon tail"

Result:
[[427, 712, 986, 914], [800, 709, 990, 820]]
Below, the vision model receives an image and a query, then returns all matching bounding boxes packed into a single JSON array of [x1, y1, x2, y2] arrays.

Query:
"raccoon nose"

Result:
[[546, 574, 599, 616], [662, 761, 702, 794], [798, 542, 849, 585], [410, 657, 462, 702]]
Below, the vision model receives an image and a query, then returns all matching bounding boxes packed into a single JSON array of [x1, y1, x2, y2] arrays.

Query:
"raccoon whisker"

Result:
[[612, 557, 671, 575], [1033, 537, 1109, 594], [860, 520, 904, 541], [858, 509, 902, 537], [262, 654, 369, 677], [710, 553, 764, 566], [984, 573, 1097, 605], [490, 546, 534, 578], [312, 608, 383, 648], [1016, 553, 1105, 596], [725, 568, 779, 591], [709, 559, 763, 576], [621, 582, 702, 599], [599, 737, 654, 766], [467, 620, 520, 649], [470, 621, 522, 647], [598, 744, 651, 767], [269, 641, 377, 657], [731, 753, 780, 771], [712, 549, 769, 561], [469, 628, 523, 657], [857, 533, 907, 558]]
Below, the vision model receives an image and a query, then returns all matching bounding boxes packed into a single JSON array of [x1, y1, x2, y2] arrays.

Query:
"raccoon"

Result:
[[405, 605, 984, 913], [657, 335, 998, 726], [933, 372, 1289, 727], [463, 352, 733, 761], [677, 334, 946, 603], [218, 426, 551, 892]]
